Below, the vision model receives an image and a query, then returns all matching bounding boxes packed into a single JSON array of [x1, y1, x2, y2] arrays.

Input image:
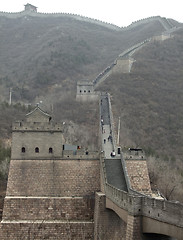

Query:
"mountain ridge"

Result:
[[0, 13, 183, 200]]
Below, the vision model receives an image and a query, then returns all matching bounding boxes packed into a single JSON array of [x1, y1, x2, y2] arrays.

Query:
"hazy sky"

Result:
[[0, 0, 183, 27]]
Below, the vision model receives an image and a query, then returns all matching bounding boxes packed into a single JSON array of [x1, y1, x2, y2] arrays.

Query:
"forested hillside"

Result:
[[0, 15, 168, 103], [0, 13, 183, 201], [97, 28, 183, 200]]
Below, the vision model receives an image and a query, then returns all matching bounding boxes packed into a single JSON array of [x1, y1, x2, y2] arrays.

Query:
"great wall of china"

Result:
[[0, 4, 180, 31], [0, 4, 183, 239]]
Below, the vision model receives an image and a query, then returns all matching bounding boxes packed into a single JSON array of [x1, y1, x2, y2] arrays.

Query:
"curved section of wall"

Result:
[[127, 16, 177, 30], [0, 10, 121, 31], [0, 11, 178, 31]]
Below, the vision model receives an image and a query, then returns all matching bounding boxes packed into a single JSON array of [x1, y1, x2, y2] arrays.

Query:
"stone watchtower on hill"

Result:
[[11, 106, 63, 160], [0, 106, 100, 239], [24, 3, 37, 12]]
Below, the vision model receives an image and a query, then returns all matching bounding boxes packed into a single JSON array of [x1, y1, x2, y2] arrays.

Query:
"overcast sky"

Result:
[[0, 0, 183, 27]]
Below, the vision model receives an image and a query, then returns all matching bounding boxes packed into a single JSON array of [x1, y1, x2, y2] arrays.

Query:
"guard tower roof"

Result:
[[26, 106, 51, 122]]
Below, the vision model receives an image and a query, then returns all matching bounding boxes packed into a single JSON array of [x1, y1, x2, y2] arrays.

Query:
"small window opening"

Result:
[[35, 147, 39, 153], [80, 90, 82, 93], [49, 147, 53, 153], [88, 90, 90, 93], [22, 147, 25, 153]]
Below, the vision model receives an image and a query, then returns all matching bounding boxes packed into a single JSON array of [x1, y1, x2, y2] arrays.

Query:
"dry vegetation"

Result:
[[97, 28, 183, 201], [0, 15, 183, 202]]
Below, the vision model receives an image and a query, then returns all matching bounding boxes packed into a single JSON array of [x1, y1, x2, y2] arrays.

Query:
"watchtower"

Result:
[[11, 106, 63, 160], [76, 80, 99, 101], [0, 106, 100, 239], [24, 3, 37, 12]]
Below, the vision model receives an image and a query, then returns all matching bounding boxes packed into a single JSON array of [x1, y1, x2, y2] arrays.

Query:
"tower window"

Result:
[[35, 147, 39, 153], [49, 147, 53, 153], [21, 147, 25, 153]]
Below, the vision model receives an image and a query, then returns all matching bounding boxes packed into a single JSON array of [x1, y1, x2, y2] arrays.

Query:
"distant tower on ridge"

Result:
[[24, 3, 37, 12]]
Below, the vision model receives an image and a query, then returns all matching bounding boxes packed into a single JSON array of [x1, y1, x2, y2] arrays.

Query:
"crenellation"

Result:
[[0, 8, 178, 33], [0, 8, 182, 237], [0, 105, 100, 239], [13, 121, 63, 132]]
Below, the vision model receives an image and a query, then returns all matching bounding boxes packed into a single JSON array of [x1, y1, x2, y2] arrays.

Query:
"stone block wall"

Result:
[[2, 197, 94, 221], [126, 215, 142, 240], [94, 192, 126, 240], [11, 131, 63, 160], [112, 58, 134, 74], [0, 221, 94, 240], [6, 159, 100, 197], [125, 160, 152, 196], [0, 158, 100, 239]]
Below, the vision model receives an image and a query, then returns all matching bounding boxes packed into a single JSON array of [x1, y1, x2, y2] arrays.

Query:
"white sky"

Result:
[[0, 0, 183, 27]]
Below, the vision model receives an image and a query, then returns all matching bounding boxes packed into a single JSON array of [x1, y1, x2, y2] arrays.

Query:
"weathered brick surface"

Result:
[[3, 197, 94, 221], [0, 221, 94, 240], [125, 160, 152, 195], [1, 108, 101, 239], [6, 159, 100, 197], [94, 192, 126, 240], [126, 215, 142, 240], [1, 158, 100, 239], [11, 130, 64, 160], [112, 58, 134, 73]]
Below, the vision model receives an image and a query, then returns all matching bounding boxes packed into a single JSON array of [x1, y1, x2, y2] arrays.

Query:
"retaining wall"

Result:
[[6, 159, 100, 197], [2, 197, 94, 221], [0, 221, 94, 240]]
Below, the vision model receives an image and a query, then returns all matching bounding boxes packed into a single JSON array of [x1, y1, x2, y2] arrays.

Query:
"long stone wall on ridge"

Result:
[[0, 10, 179, 31]]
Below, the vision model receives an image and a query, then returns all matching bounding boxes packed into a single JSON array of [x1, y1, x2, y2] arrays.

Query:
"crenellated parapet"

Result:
[[0, 9, 179, 32], [99, 152, 183, 239], [76, 80, 99, 101], [12, 121, 62, 132], [63, 150, 99, 160], [0, 10, 121, 31], [11, 106, 64, 160], [127, 16, 179, 31]]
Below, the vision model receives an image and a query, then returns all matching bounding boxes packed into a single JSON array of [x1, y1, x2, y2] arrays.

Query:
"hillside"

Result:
[[97, 28, 183, 200], [0, 15, 170, 104], [0, 14, 174, 140], [98, 28, 183, 158], [0, 12, 183, 201]]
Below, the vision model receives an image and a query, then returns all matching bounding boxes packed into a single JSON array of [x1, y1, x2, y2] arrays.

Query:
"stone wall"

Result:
[[0, 221, 94, 240], [6, 159, 100, 197], [76, 81, 99, 101], [0, 11, 177, 32], [125, 159, 152, 196], [126, 215, 142, 240], [112, 58, 134, 74], [0, 10, 120, 31], [0, 157, 100, 239], [94, 192, 126, 240], [11, 130, 63, 159], [2, 197, 95, 221]]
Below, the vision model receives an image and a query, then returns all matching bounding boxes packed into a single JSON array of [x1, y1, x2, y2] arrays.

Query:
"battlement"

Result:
[[12, 121, 63, 132], [76, 80, 99, 101], [105, 182, 183, 227], [0, 10, 120, 31], [123, 148, 145, 160], [0, 7, 178, 33], [62, 150, 99, 160], [24, 3, 37, 12], [77, 80, 94, 94], [11, 106, 64, 160]]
